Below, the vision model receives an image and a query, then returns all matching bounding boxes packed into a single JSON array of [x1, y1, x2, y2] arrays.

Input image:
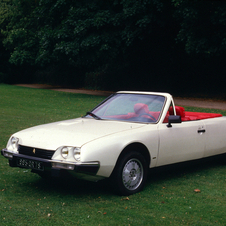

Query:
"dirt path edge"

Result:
[[15, 84, 226, 110]]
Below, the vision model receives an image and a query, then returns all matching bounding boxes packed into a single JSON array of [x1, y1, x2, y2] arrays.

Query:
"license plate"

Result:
[[17, 158, 44, 171]]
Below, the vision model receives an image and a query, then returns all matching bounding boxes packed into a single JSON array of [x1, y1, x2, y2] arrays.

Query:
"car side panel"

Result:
[[157, 120, 205, 166], [203, 117, 226, 157]]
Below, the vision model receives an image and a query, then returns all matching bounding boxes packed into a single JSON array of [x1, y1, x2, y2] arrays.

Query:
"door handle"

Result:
[[198, 129, 205, 133]]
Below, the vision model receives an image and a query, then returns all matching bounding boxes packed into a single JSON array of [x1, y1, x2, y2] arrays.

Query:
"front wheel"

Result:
[[111, 151, 148, 195]]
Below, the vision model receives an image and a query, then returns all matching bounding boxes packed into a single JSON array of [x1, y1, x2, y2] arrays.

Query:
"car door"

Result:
[[203, 117, 226, 157], [156, 121, 206, 166]]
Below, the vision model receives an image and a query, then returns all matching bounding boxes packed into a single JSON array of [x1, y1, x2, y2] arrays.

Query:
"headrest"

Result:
[[169, 106, 185, 117], [134, 103, 149, 115]]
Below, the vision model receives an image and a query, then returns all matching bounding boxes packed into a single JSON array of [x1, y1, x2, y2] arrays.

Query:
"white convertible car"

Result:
[[1, 91, 226, 195]]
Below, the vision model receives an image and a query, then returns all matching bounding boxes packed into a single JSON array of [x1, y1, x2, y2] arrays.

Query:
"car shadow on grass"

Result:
[[147, 153, 226, 185], [18, 153, 226, 197], [27, 174, 114, 197]]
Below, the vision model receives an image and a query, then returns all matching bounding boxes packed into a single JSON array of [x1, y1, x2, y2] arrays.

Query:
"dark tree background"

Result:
[[0, 0, 226, 96]]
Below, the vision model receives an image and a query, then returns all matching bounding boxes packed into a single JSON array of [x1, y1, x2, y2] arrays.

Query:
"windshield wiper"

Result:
[[86, 111, 102, 120]]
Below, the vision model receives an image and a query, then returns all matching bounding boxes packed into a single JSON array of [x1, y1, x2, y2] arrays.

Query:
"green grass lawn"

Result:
[[1, 84, 226, 225]]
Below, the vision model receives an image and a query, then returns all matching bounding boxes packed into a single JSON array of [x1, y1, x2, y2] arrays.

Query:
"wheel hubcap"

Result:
[[122, 158, 143, 191]]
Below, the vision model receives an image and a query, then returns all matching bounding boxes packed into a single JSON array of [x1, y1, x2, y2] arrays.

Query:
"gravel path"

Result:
[[15, 84, 226, 110]]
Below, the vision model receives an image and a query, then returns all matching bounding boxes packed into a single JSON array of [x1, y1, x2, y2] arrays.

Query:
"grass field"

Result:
[[1, 84, 226, 225]]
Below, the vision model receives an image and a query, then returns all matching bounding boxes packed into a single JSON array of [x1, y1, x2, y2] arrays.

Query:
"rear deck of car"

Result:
[[170, 106, 222, 122]]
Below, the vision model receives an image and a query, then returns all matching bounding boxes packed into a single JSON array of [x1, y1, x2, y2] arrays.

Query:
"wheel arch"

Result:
[[111, 142, 151, 176]]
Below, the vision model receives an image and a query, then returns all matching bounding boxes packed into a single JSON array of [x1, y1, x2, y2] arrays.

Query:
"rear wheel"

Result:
[[112, 151, 148, 195]]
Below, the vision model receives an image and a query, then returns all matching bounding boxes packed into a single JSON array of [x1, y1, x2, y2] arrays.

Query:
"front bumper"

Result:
[[1, 148, 100, 176]]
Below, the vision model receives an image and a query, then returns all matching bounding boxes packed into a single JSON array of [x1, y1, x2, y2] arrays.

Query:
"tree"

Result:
[[173, 0, 226, 55], [0, 0, 15, 81], [1, 0, 39, 66], [2, 0, 175, 88], [32, 0, 169, 69], [2, 0, 226, 93]]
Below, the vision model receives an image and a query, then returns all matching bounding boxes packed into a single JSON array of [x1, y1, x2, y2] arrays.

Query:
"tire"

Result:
[[112, 151, 148, 195]]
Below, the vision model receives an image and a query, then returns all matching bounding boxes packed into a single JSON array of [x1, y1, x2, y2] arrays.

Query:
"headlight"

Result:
[[7, 136, 19, 152], [58, 146, 81, 161], [73, 147, 81, 161], [61, 147, 69, 159]]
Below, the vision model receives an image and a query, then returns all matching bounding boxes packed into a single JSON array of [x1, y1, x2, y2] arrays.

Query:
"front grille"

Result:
[[18, 145, 54, 159]]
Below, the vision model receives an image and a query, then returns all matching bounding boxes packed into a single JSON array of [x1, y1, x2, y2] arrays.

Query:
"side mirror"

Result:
[[167, 115, 181, 128]]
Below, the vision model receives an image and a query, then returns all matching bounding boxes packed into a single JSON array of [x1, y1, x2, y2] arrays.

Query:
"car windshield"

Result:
[[86, 93, 166, 123]]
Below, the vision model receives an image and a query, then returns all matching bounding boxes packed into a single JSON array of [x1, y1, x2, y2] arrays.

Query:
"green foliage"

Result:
[[1, 0, 176, 88], [174, 0, 226, 55], [32, 0, 167, 69], [1, 0, 171, 69], [1, 0, 39, 65], [1, 1, 226, 92], [0, 0, 12, 79]]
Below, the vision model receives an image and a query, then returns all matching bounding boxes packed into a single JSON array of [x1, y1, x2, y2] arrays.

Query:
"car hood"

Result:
[[14, 118, 146, 150]]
